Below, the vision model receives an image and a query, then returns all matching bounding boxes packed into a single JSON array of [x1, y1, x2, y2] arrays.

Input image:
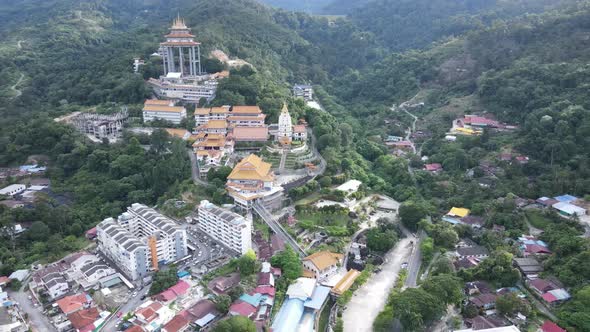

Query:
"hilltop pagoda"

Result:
[[161, 15, 202, 77]]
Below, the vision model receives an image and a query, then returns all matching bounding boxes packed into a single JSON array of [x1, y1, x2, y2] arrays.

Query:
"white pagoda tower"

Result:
[[277, 103, 293, 142]]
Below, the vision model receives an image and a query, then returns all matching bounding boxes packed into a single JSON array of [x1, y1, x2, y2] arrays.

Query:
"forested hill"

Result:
[[346, 0, 582, 51]]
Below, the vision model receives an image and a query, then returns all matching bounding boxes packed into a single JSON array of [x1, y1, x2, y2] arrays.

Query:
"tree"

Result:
[[27, 221, 50, 242], [391, 288, 444, 331], [399, 201, 429, 230], [214, 294, 232, 314], [421, 274, 463, 305], [366, 228, 398, 252], [271, 246, 302, 280], [430, 224, 459, 249], [149, 267, 179, 295], [212, 315, 256, 332], [237, 253, 257, 277], [431, 256, 454, 276], [228, 285, 245, 302], [496, 293, 528, 316]]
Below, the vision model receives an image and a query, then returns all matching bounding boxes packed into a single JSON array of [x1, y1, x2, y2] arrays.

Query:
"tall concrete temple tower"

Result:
[[161, 16, 202, 77]]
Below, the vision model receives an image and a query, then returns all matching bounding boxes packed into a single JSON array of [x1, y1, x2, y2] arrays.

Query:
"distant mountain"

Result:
[[256, 0, 334, 13], [347, 0, 576, 51]]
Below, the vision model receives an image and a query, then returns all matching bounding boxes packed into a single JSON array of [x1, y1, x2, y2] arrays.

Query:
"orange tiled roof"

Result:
[[231, 106, 262, 114], [67, 307, 100, 330], [210, 107, 229, 114], [303, 251, 344, 271], [194, 108, 211, 115], [56, 293, 89, 314], [227, 154, 273, 182], [165, 128, 190, 139], [233, 127, 268, 140], [293, 125, 307, 133], [144, 99, 173, 106], [143, 105, 185, 113], [206, 120, 227, 129]]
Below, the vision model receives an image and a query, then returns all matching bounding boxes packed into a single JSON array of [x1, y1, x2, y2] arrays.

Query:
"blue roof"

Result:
[[240, 293, 263, 307], [272, 298, 305, 332], [555, 195, 577, 202], [177, 270, 190, 278], [304, 285, 331, 310], [442, 216, 461, 224]]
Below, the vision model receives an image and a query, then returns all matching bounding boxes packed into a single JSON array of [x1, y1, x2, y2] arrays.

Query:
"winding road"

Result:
[[10, 73, 24, 98]]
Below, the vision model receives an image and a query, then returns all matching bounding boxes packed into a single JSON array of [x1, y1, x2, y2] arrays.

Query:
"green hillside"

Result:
[[0, 0, 589, 330]]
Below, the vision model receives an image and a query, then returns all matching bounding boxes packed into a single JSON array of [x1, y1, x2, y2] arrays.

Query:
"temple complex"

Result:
[[148, 16, 218, 103], [226, 154, 283, 211]]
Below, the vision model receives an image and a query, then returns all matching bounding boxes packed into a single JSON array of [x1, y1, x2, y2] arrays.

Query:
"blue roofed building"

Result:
[[554, 194, 578, 203], [272, 278, 331, 332]]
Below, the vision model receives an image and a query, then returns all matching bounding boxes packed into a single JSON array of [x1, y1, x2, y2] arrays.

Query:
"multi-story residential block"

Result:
[[97, 219, 149, 281], [96, 204, 188, 280], [197, 200, 252, 255], [142, 99, 187, 125]]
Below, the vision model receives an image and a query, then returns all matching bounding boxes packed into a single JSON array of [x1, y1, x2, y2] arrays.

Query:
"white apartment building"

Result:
[[197, 200, 252, 255], [97, 219, 149, 281], [97, 204, 188, 280], [142, 99, 187, 125], [0, 184, 26, 197]]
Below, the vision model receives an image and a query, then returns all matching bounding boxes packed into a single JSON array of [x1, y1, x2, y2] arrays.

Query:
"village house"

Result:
[[540, 320, 566, 332], [208, 273, 240, 295], [513, 257, 543, 277], [423, 163, 443, 173], [153, 280, 191, 304], [469, 293, 497, 310], [56, 293, 93, 315], [181, 299, 220, 330]]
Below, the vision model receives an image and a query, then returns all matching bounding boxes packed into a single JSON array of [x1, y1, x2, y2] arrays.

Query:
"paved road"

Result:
[[100, 286, 150, 332], [10, 287, 56, 332], [187, 149, 208, 186], [404, 230, 424, 288], [342, 233, 417, 332]]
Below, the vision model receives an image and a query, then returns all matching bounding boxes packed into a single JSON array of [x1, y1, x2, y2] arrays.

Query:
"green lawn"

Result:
[[294, 192, 321, 205], [525, 210, 553, 229]]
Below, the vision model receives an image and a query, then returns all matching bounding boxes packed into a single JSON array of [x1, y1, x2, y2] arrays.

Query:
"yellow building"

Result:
[[448, 207, 470, 218], [331, 269, 361, 296], [302, 251, 344, 281], [226, 154, 282, 210]]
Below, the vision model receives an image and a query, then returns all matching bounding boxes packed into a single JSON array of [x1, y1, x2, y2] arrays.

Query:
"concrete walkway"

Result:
[[342, 233, 417, 332]]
